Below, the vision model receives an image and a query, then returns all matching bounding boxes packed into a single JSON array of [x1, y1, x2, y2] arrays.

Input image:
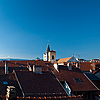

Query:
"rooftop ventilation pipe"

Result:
[[5, 61, 8, 74]]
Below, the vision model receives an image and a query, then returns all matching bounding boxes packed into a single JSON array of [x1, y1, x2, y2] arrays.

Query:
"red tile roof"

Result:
[[50, 50, 56, 52], [0, 60, 51, 68], [79, 62, 94, 72], [53, 66, 99, 92], [14, 70, 68, 98], [0, 60, 53, 73]]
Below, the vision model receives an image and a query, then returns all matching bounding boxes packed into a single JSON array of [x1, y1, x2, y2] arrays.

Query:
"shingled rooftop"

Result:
[[14, 70, 68, 98]]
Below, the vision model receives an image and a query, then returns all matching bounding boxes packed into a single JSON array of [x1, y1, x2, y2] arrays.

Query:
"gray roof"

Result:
[[85, 72, 100, 81]]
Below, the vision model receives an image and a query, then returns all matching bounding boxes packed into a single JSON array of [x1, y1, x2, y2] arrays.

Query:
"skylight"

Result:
[[73, 78, 83, 83], [3, 81, 8, 85]]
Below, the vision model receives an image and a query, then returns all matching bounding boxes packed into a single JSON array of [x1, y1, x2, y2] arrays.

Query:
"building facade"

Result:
[[43, 44, 56, 63]]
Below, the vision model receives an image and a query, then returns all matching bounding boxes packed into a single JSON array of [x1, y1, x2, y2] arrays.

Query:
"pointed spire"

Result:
[[46, 42, 50, 53]]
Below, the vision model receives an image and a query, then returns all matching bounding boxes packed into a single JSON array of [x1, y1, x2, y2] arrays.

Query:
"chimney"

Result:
[[67, 62, 72, 70], [27, 64, 32, 71], [54, 63, 59, 72], [33, 65, 42, 74], [5, 61, 8, 74], [76, 63, 79, 68], [6, 86, 16, 100]]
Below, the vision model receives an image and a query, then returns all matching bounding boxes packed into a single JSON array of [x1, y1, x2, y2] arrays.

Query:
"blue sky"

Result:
[[0, 0, 100, 60]]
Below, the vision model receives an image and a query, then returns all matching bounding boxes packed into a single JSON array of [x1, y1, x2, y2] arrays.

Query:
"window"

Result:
[[73, 78, 83, 83], [3, 81, 8, 85], [52, 55, 54, 60]]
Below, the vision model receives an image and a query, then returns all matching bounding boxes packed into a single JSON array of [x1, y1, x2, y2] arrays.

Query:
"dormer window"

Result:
[[3, 81, 8, 85], [73, 78, 83, 83]]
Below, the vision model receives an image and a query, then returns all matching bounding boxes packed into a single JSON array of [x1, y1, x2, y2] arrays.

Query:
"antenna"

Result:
[[72, 54, 75, 57]]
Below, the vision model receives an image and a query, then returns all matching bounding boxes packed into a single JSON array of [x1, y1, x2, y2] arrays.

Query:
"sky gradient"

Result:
[[0, 0, 100, 60]]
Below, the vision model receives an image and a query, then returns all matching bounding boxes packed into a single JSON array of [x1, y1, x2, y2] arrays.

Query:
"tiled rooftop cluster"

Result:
[[0, 58, 100, 100]]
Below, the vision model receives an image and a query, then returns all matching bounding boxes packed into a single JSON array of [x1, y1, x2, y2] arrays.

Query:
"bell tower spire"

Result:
[[43, 41, 56, 63], [46, 42, 50, 53]]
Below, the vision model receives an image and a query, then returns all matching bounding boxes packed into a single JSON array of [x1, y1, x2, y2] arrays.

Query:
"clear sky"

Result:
[[0, 0, 100, 60]]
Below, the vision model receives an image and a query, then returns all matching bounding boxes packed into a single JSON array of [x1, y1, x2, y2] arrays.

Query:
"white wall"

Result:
[[64, 81, 71, 96], [48, 51, 56, 63], [54, 63, 59, 72], [58, 63, 64, 65], [43, 53, 47, 61]]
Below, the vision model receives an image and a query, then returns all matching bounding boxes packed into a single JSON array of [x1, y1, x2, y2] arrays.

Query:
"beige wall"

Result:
[[48, 51, 56, 63]]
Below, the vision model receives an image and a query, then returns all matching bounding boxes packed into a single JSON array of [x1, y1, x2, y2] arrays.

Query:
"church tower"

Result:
[[43, 44, 56, 63]]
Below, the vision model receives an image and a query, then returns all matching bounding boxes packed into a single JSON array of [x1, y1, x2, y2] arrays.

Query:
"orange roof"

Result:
[[57, 57, 71, 63]]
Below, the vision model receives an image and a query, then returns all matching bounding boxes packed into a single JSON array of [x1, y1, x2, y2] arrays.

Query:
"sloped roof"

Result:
[[15, 70, 68, 98], [93, 68, 100, 74], [79, 62, 93, 72], [57, 57, 71, 63], [50, 50, 56, 52], [92, 80, 100, 96], [53, 66, 99, 92], [0, 60, 53, 73], [0, 73, 22, 96], [85, 72, 100, 81]]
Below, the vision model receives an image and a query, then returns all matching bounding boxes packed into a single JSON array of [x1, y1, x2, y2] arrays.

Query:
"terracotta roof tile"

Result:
[[53, 66, 98, 92], [79, 62, 94, 72], [50, 50, 56, 52], [15, 70, 68, 97], [0, 60, 53, 73], [57, 57, 71, 63]]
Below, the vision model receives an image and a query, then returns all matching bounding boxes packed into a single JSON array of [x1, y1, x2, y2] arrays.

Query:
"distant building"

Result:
[[78, 59, 86, 62], [0, 60, 99, 100], [90, 59, 100, 63], [43, 44, 56, 63], [57, 56, 79, 68]]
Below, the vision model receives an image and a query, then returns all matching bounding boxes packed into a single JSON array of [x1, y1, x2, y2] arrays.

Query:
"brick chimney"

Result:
[[33, 65, 42, 74]]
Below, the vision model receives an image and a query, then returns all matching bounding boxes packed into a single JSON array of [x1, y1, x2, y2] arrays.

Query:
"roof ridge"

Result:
[[57, 57, 72, 63], [60, 57, 71, 59]]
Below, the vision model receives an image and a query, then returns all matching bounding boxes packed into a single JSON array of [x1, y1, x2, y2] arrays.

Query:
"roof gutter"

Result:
[[13, 70, 25, 97]]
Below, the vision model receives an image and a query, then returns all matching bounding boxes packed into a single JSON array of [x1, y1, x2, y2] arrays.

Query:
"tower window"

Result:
[[52, 55, 54, 60]]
